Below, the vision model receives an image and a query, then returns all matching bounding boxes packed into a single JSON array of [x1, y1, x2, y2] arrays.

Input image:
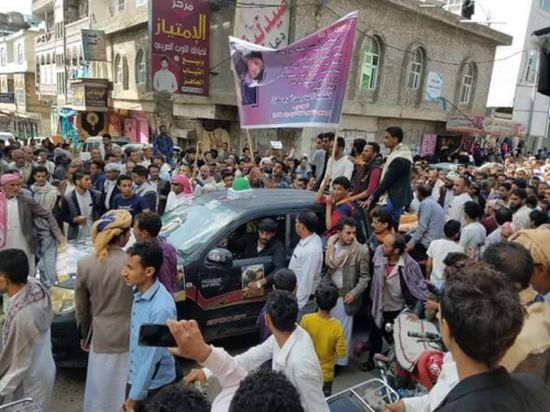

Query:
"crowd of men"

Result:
[[0, 126, 549, 411]]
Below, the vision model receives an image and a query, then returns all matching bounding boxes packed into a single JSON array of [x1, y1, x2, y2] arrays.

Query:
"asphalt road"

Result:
[[51, 328, 378, 411]]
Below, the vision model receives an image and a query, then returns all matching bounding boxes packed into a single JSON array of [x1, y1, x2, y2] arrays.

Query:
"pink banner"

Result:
[[420, 134, 437, 156], [151, 0, 209, 96], [229, 12, 357, 129]]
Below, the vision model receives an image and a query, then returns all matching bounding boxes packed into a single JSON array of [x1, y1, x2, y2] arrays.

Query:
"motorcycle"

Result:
[[374, 311, 445, 397]]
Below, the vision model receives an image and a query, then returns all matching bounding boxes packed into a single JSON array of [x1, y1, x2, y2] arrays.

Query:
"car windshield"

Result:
[[160, 198, 238, 260]]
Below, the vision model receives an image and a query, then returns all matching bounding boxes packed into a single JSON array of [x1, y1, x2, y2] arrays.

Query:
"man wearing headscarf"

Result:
[[164, 174, 194, 214], [514, 227, 550, 303], [0, 173, 65, 274], [74, 210, 133, 412]]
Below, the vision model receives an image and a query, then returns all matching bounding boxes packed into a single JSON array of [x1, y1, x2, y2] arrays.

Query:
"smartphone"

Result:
[[138, 323, 177, 347]]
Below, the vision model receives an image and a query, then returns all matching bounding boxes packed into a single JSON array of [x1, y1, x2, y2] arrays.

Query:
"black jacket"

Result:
[[434, 368, 550, 412], [59, 189, 104, 240], [372, 157, 412, 208], [229, 233, 285, 270]]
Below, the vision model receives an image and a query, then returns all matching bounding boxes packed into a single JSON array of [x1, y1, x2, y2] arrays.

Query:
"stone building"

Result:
[[29, 0, 511, 155], [0, 27, 51, 138]]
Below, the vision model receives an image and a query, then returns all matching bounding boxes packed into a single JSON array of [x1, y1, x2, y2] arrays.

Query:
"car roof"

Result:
[[193, 189, 318, 215]]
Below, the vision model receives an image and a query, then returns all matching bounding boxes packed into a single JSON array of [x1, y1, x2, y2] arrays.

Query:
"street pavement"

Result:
[[51, 327, 377, 411]]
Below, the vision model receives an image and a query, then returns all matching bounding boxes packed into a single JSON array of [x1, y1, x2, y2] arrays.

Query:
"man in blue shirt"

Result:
[[113, 175, 150, 219], [121, 241, 177, 411], [152, 126, 174, 167]]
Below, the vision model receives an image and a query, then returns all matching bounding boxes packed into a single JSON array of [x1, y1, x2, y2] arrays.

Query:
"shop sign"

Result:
[[446, 115, 486, 134], [234, 0, 290, 49], [73, 85, 108, 111], [420, 134, 437, 156], [150, 0, 210, 96], [0, 93, 14, 104], [81, 30, 107, 61]]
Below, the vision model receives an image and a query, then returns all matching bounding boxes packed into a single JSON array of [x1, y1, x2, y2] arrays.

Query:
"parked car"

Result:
[[45, 189, 338, 366], [0, 132, 15, 146]]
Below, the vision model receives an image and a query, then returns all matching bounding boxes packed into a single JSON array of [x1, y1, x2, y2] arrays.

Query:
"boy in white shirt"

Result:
[[426, 220, 464, 289]]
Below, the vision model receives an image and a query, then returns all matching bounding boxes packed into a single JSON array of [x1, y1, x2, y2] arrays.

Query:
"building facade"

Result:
[[0, 27, 51, 138], [28, 0, 510, 156], [447, 0, 550, 152]]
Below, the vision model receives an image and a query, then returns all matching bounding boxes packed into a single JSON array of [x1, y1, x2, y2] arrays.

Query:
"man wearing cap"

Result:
[[102, 163, 122, 210], [0, 173, 65, 273], [165, 174, 194, 214], [229, 218, 285, 290], [140, 145, 154, 169]]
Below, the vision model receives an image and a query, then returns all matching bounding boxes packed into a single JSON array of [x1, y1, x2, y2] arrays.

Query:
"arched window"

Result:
[[407, 47, 424, 89], [460, 63, 475, 104], [136, 50, 146, 85], [360, 37, 380, 90], [114, 54, 122, 84]]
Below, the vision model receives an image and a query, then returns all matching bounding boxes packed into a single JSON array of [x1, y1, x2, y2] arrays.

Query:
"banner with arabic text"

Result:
[[230, 11, 357, 128], [150, 0, 209, 96]]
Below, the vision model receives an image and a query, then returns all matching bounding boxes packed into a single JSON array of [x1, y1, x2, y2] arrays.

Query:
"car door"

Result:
[[196, 213, 287, 341]]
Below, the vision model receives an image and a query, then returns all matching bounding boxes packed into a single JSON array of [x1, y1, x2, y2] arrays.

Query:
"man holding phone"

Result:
[[121, 242, 176, 412]]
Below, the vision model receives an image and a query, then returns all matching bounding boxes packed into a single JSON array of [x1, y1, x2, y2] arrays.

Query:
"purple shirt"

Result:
[[157, 239, 177, 294]]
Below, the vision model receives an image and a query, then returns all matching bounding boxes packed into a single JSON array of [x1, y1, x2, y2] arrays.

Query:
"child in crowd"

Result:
[[256, 268, 297, 342], [300, 282, 346, 397]]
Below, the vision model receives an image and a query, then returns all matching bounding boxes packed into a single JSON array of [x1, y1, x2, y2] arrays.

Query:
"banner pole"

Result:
[[325, 127, 339, 183], [245, 129, 254, 156]]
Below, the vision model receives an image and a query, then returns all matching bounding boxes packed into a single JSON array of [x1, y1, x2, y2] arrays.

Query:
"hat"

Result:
[[105, 163, 122, 172], [257, 218, 278, 232], [0, 174, 21, 186], [232, 177, 250, 191], [446, 171, 459, 182]]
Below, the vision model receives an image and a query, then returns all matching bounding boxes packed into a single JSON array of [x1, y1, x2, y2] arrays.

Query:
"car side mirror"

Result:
[[206, 248, 233, 267]]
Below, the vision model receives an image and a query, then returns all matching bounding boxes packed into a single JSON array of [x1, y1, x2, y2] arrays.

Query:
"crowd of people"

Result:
[[0, 126, 549, 411]]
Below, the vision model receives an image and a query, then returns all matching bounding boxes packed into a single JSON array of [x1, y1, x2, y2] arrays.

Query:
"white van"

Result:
[[0, 132, 15, 146], [80, 137, 105, 161]]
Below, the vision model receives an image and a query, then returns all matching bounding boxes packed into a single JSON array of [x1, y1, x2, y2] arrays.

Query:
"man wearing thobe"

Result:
[[324, 217, 370, 367], [75, 210, 133, 412], [0, 248, 56, 410], [0, 173, 65, 274]]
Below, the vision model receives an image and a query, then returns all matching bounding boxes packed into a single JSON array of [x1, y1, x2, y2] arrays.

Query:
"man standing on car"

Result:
[[324, 217, 370, 367], [362, 233, 427, 371], [364, 127, 413, 229], [121, 241, 177, 411], [75, 210, 133, 412], [289, 210, 324, 319]]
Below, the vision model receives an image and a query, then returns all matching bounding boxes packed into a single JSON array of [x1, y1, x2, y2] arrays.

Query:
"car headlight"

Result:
[[50, 286, 75, 315]]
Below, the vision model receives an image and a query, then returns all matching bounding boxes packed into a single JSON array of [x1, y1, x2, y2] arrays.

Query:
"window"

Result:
[[360, 37, 380, 90], [136, 50, 146, 85], [118, 0, 125, 12], [114, 54, 123, 84], [541, 0, 550, 13], [407, 48, 424, 89], [16, 44, 23, 64], [460, 63, 475, 104], [446, 0, 462, 13], [0, 47, 6, 66], [135, 0, 147, 6], [524, 51, 539, 83]]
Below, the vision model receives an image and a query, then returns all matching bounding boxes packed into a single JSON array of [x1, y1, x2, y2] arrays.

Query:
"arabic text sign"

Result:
[[81, 29, 107, 61], [235, 0, 290, 49], [230, 12, 357, 129], [151, 0, 209, 96]]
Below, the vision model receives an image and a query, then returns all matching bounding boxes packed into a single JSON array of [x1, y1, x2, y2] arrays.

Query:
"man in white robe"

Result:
[[0, 248, 56, 410]]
